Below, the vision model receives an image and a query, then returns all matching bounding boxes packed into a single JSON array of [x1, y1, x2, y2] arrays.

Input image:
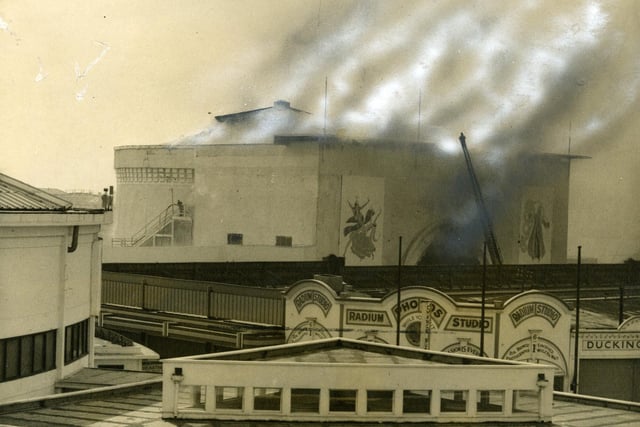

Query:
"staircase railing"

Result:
[[112, 203, 185, 247]]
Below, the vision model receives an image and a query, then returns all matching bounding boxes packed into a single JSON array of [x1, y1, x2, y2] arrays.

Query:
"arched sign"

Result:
[[356, 331, 389, 344], [619, 316, 640, 331], [508, 302, 561, 327], [293, 290, 332, 316], [393, 297, 447, 327], [288, 318, 332, 343], [441, 340, 487, 357], [502, 336, 567, 376]]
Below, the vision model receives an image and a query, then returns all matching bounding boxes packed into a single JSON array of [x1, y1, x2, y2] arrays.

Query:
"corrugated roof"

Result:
[[0, 173, 72, 211]]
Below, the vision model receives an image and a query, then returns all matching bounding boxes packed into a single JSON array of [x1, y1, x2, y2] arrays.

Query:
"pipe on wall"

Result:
[[67, 225, 79, 253]]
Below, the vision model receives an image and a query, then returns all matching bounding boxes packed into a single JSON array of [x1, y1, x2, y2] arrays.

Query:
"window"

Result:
[[227, 233, 243, 245], [115, 167, 194, 184], [275, 235, 292, 247], [367, 390, 393, 413], [291, 388, 320, 413], [0, 341, 4, 382], [253, 387, 281, 411], [215, 386, 244, 410], [45, 330, 56, 371], [0, 329, 57, 383], [403, 390, 431, 414], [440, 390, 467, 413], [20, 335, 34, 377], [33, 333, 45, 374], [329, 389, 357, 412], [477, 390, 504, 413], [512, 390, 538, 414], [554, 375, 564, 391], [4, 338, 19, 380], [64, 319, 89, 365]]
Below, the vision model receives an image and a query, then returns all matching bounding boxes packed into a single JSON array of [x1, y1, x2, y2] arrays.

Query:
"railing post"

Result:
[[619, 285, 625, 326], [141, 280, 147, 310]]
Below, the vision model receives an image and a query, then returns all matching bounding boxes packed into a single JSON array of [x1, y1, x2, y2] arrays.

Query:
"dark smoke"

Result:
[[177, 1, 640, 262]]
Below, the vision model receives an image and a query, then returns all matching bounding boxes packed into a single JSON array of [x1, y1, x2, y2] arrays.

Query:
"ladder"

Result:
[[459, 132, 503, 265]]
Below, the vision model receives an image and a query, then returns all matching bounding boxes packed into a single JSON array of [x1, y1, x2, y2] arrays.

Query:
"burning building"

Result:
[[106, 100, 577, 266]]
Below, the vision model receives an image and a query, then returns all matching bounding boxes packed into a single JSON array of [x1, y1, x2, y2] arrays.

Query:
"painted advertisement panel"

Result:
[[339, 176, 384, 266], [518, 186, 554, 264]]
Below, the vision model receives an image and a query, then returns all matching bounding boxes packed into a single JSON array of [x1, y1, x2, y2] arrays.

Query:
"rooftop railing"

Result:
[[112, 203, 190, 247]]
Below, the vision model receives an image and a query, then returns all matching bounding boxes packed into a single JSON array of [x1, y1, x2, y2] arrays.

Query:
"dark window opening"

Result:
[[329, 389, 357, 412], [477, 390, 504, 413], [215, 386, 244, 410], [440, 390, 467, 413], [291, 388, 320, 413], [227, 233, 243, 245], [403, 390, 431, 414], [367, 390, 393, 412], [275, 235, 292, 247], [253, 387, 281, 411], [0, 329, 57, 383], [65, 319, 89, 365], [5, 338, 20, 381]]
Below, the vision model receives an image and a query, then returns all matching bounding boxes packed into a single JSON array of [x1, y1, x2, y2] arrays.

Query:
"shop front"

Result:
[[577, 316, 640, 401], [284, 278, 572, 391]]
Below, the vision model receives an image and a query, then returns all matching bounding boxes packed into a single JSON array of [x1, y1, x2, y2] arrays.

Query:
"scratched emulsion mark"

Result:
[[0, 15, 20, 45], [74, 40, 111, 101], [35, 57, 48, 82]]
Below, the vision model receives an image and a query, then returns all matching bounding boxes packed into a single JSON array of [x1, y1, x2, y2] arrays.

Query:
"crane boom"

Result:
[[458, 132, 503, 265]]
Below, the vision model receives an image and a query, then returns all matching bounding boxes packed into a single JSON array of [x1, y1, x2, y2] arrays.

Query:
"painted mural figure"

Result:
[[343, 199, 380, 260], [520, 200, 550, 260], [343, 199, 369, 235]]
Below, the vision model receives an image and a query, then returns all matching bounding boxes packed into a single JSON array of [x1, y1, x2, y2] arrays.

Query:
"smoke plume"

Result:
[[177, 1, 640, 262]]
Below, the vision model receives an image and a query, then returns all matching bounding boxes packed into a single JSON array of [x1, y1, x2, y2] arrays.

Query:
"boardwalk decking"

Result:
[[1, 386, 639, 426]]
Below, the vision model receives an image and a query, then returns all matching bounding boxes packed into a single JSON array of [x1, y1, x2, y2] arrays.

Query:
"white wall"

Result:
[[0, 229, 64, 337], [111, 142, 571, 265], [0, 214, 105, 403]]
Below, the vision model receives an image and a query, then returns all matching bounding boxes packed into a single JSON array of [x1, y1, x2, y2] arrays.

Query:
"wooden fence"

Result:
[[102, 271, 285, 326]]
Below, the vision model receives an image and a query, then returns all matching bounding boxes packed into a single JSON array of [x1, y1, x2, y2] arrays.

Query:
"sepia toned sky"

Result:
[[1, 0, 639, 261]]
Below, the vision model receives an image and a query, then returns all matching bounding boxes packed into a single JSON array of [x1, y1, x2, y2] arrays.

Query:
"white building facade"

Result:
[[0, 173, 109, 402], [284, 278, 573, 392], [162, 338, 555, 423], [107, 137, 573, 267]]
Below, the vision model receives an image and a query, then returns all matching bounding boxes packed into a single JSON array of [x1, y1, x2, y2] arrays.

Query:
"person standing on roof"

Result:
[[101, 188, 109, 210]]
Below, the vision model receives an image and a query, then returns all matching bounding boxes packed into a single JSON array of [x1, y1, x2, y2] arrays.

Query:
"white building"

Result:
[[284, 277, 573, 392], [0, 173, 109, 402], [107, 101, 576, 266], [162, 337, 555, 423]]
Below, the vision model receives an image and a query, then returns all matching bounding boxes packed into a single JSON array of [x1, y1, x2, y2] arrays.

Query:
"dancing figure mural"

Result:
[[343, 199, 381, 260], [520, 200, 550, 261]]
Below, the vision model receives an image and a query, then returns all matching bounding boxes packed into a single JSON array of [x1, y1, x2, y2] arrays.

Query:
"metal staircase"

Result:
[[112, 203, 191, 247]]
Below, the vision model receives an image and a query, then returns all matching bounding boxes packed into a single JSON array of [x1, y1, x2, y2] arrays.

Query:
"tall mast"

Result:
[[459, 132, 503, 265]]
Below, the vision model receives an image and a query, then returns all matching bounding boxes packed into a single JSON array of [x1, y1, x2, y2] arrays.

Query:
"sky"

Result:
[[1, 0, 639, 262]]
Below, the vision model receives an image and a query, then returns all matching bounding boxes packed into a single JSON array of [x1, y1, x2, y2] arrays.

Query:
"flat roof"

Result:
[[182, 337, 518, 366], [263, 347, 445, 365]]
